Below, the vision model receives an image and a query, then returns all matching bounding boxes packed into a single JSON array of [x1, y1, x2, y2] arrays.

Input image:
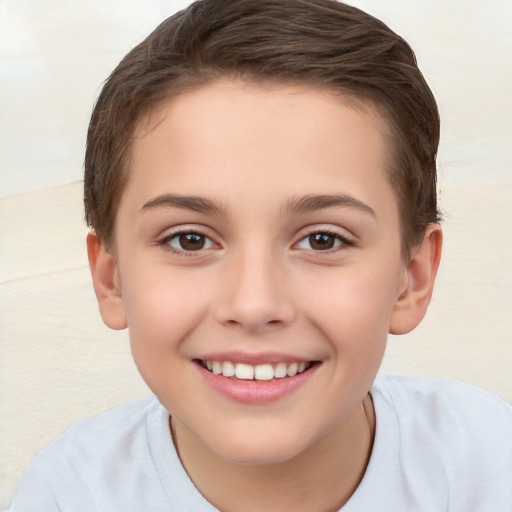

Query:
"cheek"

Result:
[[300, 266, 399, 358], [122, 272, 211, 354], [307, 268, 397, 322], [122, 274, 212, 402]]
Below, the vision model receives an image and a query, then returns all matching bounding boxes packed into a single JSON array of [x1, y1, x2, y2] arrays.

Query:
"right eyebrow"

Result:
[[140, 194, 229, 215]]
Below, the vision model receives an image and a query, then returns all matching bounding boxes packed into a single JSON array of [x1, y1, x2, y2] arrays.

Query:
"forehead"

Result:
[[121, 79, 397, 222]]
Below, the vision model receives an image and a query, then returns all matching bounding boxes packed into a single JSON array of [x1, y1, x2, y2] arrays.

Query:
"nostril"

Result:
[[224, 318, 284, 329]]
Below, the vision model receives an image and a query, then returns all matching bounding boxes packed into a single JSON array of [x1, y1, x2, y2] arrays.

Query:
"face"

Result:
[[110, 80, 410, 465]]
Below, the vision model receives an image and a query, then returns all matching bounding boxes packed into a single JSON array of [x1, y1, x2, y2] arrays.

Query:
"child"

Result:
[[7, 0, 512, 510]]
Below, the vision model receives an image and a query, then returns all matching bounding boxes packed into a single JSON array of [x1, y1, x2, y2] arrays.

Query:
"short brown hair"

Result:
[[84, 0, 440, 258]]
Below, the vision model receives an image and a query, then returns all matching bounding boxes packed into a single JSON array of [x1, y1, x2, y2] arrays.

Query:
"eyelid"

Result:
[[156, 224, 221, 254], [293, 225, 357, 252], [169, 232, 214, 251]]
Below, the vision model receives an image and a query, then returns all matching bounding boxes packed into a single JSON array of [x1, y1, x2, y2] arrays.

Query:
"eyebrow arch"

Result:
[[141, 194, 228, 215], [283, 194, 376, 217]]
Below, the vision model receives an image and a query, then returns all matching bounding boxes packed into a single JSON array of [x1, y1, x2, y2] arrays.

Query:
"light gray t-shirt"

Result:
[[6, 375, 512, 511]]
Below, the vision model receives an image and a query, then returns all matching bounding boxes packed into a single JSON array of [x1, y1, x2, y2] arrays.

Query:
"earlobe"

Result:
[[86, 232, 128, 330], [389, 225, 443, 335]]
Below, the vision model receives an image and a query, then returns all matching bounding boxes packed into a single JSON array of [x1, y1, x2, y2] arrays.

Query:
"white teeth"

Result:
[[274, 362, 288, 379], [254, 364, 274, 381], [287, 362, 298, 377], [235, 363, 254, 380], [222, 361, 235, 377], [203, 360, 311, 380]]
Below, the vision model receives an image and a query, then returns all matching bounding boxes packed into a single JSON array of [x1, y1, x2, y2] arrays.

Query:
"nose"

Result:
[[213, 247, 296, 334]]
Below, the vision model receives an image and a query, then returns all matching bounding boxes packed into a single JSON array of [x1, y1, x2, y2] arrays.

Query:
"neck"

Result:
[[171, 395, 375, 512]]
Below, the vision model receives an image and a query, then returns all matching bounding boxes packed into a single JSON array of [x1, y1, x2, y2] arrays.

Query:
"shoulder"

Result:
[[373, 374, 512, 428], [370, 375, 512, 508], [44, 395, 162, 463], [372, 374, 512, 447], [62, 394, 159, 439], [7, 396, 170, 511]]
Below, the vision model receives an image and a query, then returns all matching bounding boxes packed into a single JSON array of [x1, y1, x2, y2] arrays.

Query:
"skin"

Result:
[[88, 80, 442, 511]]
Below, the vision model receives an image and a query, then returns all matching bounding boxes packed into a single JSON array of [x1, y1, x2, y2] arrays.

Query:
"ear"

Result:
[[86, 231, 127, 330], [389, 224, 443, 335]]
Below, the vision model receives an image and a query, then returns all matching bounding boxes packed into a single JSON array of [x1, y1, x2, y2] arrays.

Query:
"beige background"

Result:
[[1, 0, 511, 507]]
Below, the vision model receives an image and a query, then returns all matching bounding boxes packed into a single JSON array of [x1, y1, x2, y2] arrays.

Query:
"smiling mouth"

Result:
[[196, 360, 317, 381]]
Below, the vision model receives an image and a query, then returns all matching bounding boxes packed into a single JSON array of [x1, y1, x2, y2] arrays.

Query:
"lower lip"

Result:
[[196, 363, 318, 405]]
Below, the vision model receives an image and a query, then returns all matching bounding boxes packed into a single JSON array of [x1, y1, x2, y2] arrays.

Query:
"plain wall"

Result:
[[1, 0, 511, 507]]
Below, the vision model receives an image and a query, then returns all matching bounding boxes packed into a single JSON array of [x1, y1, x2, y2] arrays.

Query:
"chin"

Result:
[[206, 427, 314, 467]]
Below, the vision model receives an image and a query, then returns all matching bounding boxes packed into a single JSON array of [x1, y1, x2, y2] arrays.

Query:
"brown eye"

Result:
[[167, 232, 214, 252], [297, 232, 346, 251], [309, 233, 335, 250], [179, 233, 205, 250]]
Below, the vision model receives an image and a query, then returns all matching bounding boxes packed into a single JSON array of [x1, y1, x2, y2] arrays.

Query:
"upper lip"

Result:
[[193, 351, 318, 365]]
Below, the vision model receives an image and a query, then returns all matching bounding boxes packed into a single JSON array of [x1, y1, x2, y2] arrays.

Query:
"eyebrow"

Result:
[[140, 192, 375, 218], [283, 194, 376, 217], [141, 194, 229, 215]]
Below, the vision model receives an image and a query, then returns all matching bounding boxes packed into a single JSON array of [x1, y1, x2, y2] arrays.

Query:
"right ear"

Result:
[[86, 232, 127, 330]]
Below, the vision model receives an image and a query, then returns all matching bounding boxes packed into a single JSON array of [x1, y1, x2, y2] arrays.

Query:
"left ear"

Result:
[[389, 224, 443, 335]]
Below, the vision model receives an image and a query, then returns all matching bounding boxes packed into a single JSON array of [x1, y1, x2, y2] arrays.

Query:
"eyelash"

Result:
[[157, 229, 216, 256], [295, 228, 356, 253], [156, 227, 356, 256]]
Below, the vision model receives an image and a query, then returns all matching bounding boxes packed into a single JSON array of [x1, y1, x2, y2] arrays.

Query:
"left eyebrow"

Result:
[[140, 194, 229, 215], [283, 194, 376, 217]]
